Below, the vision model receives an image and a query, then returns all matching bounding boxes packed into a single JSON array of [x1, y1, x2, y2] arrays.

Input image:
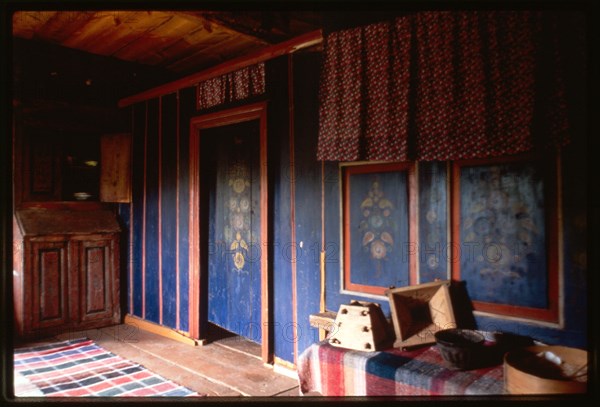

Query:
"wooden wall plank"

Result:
[[266, 56, 294, 364], [287, 55, 299, 364], [158, 97, 163, 325], [161, 93, 179, 329], [131, 104, 145, 318], [141, 102, 148, 318], [292, 52, 323, 358], [177, 87, 196, 333], [144, 98, 160, 324], [175, 91, 181, 330], [116, 203, 132, 316]]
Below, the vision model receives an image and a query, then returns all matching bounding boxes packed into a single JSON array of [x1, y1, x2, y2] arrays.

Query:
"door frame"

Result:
[[188, 102, 271, 363]]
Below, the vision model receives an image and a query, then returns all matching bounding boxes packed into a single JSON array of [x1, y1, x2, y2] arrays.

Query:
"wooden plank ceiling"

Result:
[[12, 10, 322, 75]]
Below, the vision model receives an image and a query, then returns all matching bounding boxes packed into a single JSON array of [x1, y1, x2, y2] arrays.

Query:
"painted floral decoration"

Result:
[[359, 180, 395, 274], [228, 160, 251, 271]]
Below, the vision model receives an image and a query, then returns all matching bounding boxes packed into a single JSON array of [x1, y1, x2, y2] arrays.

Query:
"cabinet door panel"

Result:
[[100, 133, 131, 202], [79, 239, 114, 322], [31, 241, 69, 330], [23, 133, 62, 202]]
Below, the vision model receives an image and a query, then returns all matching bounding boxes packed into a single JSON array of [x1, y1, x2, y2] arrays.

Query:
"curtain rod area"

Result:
[[118, 29, 323, 108]]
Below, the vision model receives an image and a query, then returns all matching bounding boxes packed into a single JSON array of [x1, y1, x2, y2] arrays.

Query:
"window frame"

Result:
[[339, 161, 418, 297], [450, 153, 561, 323]]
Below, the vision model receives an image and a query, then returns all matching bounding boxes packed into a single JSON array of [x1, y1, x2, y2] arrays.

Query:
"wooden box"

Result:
[[385, 280, 456, 349], [328, 301, 391, 352]]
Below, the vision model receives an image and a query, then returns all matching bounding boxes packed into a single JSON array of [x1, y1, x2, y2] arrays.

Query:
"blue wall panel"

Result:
[[144, 98, 160, 323], [117, 203, 131, 315], [125, 56, 586, 356], [272, 151, 294, 361], [418, 162, 448, 283], [178, 87, 195, 332], [161, 93, 178, 328], [560, 140, 588, 346], [293, 53, 323, 356], [131, 103, 146, 318], [267, 56, 295, 363]]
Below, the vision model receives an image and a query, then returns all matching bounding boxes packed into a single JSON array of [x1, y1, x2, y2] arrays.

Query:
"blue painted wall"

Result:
[[126, 89, 196, 331], [267, 56, 295, 363], [144, 99, 160, 324], [178, 87, 196, 333], [160, 93, 178, 329], [293, 53, 326, 356], [322, 154, 587, 349], [130, 102, 145, 318], [418, 162, 448, 284], [119, 46, 587, 367]]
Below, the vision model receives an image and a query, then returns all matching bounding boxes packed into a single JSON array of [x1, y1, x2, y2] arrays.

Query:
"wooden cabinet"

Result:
[[14, 209, 121, 339]]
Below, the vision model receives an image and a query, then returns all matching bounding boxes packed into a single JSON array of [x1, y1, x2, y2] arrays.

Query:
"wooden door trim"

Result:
[[189, 102, 271, 364]]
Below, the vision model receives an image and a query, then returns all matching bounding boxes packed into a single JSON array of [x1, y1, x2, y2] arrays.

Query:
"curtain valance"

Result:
[[197, 62, 266, 110], [317, 11, 583, 161]]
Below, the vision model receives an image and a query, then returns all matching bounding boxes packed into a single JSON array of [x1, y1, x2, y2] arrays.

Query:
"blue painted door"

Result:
[[205, 121, 261, 343]]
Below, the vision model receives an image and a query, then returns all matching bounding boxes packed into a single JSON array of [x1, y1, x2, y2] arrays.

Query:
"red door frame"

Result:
[[188, 102, 271, 363]]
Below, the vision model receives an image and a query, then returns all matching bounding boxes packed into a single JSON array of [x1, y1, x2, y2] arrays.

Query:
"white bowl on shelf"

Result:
[[73, 192, 92, 201]]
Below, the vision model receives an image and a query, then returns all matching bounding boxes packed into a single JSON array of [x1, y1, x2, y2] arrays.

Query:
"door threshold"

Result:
[[206, 323, 262, 360]]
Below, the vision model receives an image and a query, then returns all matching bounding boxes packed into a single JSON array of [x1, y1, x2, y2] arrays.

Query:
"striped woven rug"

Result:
[[14, 337, 203, 397]]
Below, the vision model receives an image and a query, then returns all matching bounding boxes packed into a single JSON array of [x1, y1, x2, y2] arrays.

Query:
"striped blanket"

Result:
[[14, 338, 201, 397], [298, 341, 505, 396]]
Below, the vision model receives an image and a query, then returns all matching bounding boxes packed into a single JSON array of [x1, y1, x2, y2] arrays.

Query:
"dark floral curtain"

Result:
[[197, 63, 266, 110], [317, 11, 583, 161]]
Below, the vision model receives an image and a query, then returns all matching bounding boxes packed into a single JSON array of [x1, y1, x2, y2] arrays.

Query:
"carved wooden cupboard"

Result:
[[13, 208, 121, 338]]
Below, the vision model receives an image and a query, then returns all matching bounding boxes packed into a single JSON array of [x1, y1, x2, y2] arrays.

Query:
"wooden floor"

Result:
[[22, 323, 302, 397]]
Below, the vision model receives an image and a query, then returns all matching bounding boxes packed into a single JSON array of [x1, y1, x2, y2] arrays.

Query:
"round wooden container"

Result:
[[504, 345, 587, 394]]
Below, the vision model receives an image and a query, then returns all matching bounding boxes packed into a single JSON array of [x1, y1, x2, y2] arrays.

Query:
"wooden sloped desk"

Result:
[[297, 340, 505, 396]]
